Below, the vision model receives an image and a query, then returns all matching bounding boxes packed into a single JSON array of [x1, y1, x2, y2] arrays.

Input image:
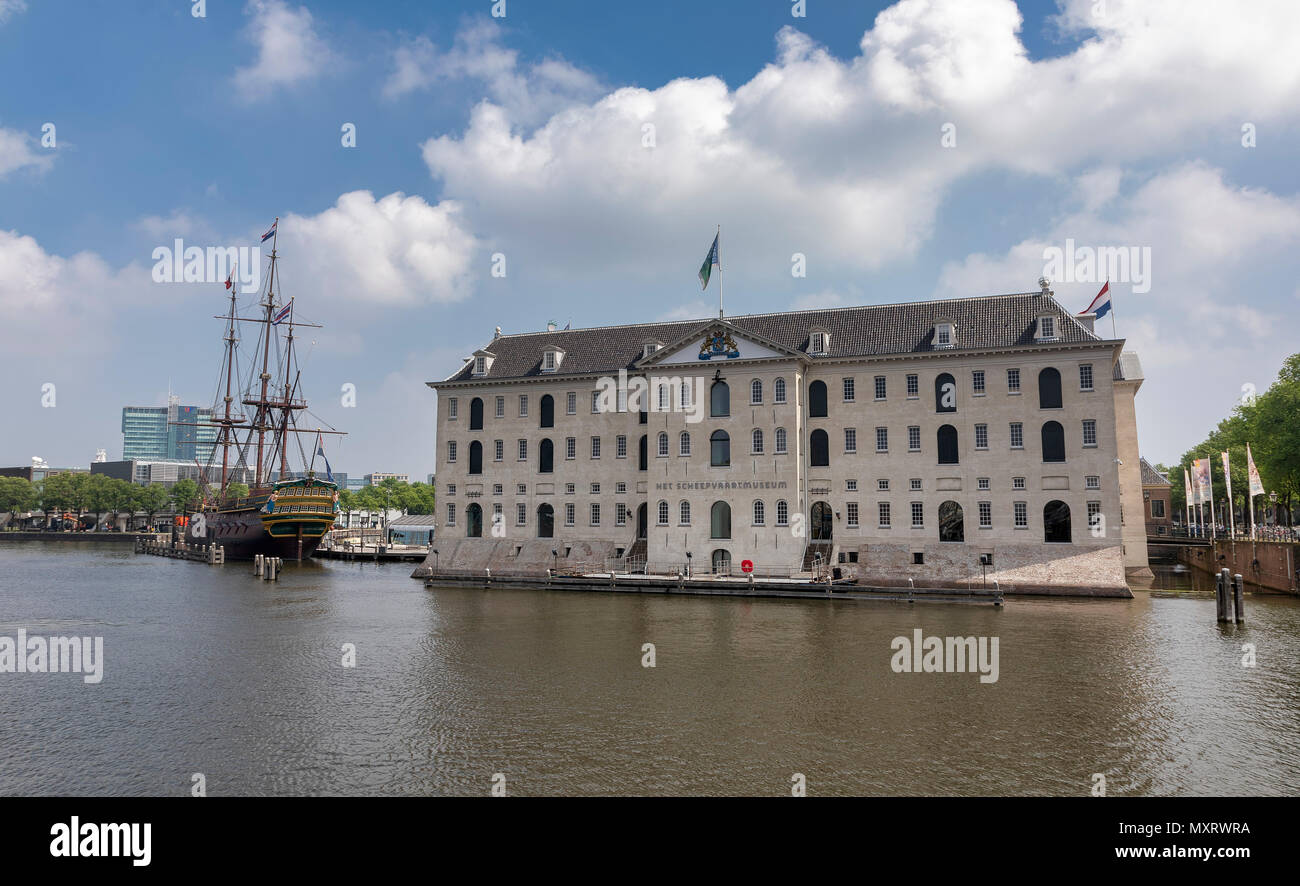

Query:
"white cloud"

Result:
[[278, 190, 480, 306], [384, 20, 602, 125], [0, 1, 26, 25], [133, 210, 218, 243], [0, 127, 52, 178], [232, 0, 332, 102]]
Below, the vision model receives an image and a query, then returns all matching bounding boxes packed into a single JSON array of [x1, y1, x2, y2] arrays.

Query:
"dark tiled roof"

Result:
[[1140, 457, 1171, 487], [439, 292, 1103, 383]]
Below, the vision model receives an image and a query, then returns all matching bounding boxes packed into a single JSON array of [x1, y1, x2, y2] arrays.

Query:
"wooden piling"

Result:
[[1233, 573, 1245, 623], [1215, 570, 1228, 622]]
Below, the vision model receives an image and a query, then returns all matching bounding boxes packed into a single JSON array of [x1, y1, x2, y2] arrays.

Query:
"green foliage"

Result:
[[136, 483, 170, 517], [225, 482, 250, 500], [170, 479, 201, 513], [337, 480, 436, 515], [0, 476, 37, 518]]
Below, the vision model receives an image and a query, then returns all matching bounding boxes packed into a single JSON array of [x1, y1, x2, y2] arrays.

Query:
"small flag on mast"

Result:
[[225, 263, 236, 290], [271, 298, 294, 325], [261, 220, 278, 243], [1080, 280, 1111, 319], [698, 232, 720, 290], [315, 432, 333, 483]]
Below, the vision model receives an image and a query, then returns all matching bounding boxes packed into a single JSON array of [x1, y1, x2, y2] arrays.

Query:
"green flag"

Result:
[[699, 233, 719, 290]]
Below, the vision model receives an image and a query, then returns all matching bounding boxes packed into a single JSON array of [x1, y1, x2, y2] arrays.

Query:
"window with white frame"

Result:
[[1014, 501, 1028, 528], [564, 483, 574, 494], [908, 426, 921, 452], [658, 432, 669, 457], [874, 376, 887, 400], [752, 429, 764, 454], [911, 502, 924, 527], [879, 502, 891, 527], [979, 501, 992, 528], [975, 424, 988, 450], [1082, 419, 1097, 447], [977, 477, 990, 490], [935, 324, 954, 348], [774, 378, 786, 403], [1037, 316, 1057, 340], [589, 483, 601, 495], [616, 504, 627, 526], [616, 482, 626, 494], [516, 503, 527, 526], [447, 441, 457, 462], [616, 435, 627, 458], [973, 370, 985, 395], [591, 391, 601, 414], [448, 397, 458, 420], [753, 500, 766, 526], [679, 431, 691, 456], [591, 436, 601, 459], [493, 484, 503, 495], [1010, 422, 1024, 449], [517, 484, 526, 495], [844, 428, 856, 454], [843, 377, 855, 402], [846, 502, 858, 527], [751, 379, 763, 405], [1087, 501, 1102, 531], [1007, 368, 1020, 393], [517, 439, 527, 461], [679, 501, 692, 525], [518, 395, 528, 417], [906, 374, 919, 397], [447, 503, 456, 526], [776, 500, 789, 526], [542, 351, 556, 372], [810, 331, 827, 354], [565, 503, 575, 526], [567, 392, 577, 414], [876, 427, 888, 453], [1013, 476, 1026, 490], [658, 384, 670, 411], [446, 484, 456, 495], [657, 500, 669, 525], [565, 437, 576, 460], [875, 479, 886, 491], [1079, 364, 1094, 391], [1086, 475, 1100, 490], [774, 428, 787, 454], [493, 440, 504, 462], [590, 503, 601, 526]]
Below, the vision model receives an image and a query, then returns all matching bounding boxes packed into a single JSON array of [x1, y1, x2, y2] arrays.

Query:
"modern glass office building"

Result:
[[121, 399, 217, 462]]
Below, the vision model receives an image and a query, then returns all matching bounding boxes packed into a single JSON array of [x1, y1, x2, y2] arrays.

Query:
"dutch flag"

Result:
[[271, 298, 293, 325], [261, 220, 278, 243], [1080, 281, 1111, 319]]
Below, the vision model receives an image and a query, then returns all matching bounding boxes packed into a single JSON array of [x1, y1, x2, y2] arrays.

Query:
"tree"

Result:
[[225, 482, 250, 500], [107, 479, 137, 530], [137, 483, 170, 528], [83, 474, 117, 530], [0, 477, 37, 526], [171, 479, 201, 515]]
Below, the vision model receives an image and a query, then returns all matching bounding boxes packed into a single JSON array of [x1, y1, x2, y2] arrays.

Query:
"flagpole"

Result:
[[1109, 279, 1117, 339], [1207, 458, 1217, 542], [1223, 452, 1235, 538], [717, 224, 723, 320]]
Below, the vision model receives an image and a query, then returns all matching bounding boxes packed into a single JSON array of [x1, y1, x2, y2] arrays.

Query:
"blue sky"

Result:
[[2, 0, 1298, 479]]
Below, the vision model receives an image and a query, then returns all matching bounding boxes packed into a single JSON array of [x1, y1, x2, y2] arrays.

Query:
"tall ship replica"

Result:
[[181, 218, 343, 560]]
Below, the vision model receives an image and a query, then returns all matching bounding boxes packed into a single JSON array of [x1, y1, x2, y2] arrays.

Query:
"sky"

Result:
[[2, 0, 1298, 480]]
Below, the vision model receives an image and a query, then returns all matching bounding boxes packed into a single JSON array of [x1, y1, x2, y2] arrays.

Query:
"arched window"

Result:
[[711, 380, 730, 417], [469, 397, 484, 430], [937, 425, 959, 464], [750, 379, 763, 404], [810, 501, 833, 540], [1039, 367, 1062, 409], [469, 440, 483, 475], [751, 428, 764, 454], [657, 431, 669, 457], [639, 434, 648, 471], [1041, 421, 1065, 462], [466, 503, 483, 538], [1044, 500, 1072, 543], [774, 377, 787, 404], [539, 438, 553, 473], [810, 429, 829, 466], [775, 427, 787, 454], [809, 380, 828, 417], [938, 500, 964, 542], [711, 501, 731, 539], [710, 430, 730, 466], [540, 394, 554, 428], [658, 384, 669, 411], [679, 501, 691, 525], [680, 381, 692, 407], [536, 503, 554, 538], [935, 373, 956, 413], [753, 500, 765, 525], [657, 500, 669, 525], [776, 500, 789, 525], [679, 431, 691, 456]]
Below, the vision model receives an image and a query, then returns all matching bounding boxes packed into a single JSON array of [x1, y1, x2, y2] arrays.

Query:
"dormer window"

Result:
[[643, 340, 663, 359], [474, 356, 486, 375], [541, 348, 564, 372], [1036, 316, 1058, 341], [934, 323, 955, 349], [809, 330, 828, 355]]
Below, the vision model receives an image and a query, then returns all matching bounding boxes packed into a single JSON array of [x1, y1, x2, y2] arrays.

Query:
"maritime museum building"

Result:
[[427, 289, 1149, 593]]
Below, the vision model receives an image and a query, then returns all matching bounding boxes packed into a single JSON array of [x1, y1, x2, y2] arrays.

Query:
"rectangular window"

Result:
[[1007, 368, 1020, 393], [517, 484, 526, 496], [543, 352, 555, 371], [977, 477, 990, 490], [911, 502, 924, 528], [1080, 364, 1094, 391], [590, 483, 601, 494], [906, 374, 919, 397], [908, 426, 921, 452], [616, 482, 626, 494], [1086, 475, 1100, 490], [910, 478, 922, 491], [564, 483, 574, 494], [1082, 419, 1097, 447], [516, 503, 527, 526], [616, 503, 627, 526], [446, 503, 456, 526], [447, 441, 457, 462], [566, 437, 576, 460], [474, 357, 486, 375], [935, 326, 951, 347], [495, 396, 505, 418], [591, 436, 601, 459], [1088, 501, 1102, 530], [494, 440, 504, 462], [878, 502, 891, 527], [616, 435, 627, 459], [1013, 477, 1026, 490], [1010, 422, 1024, 449], [876, 479, 887, 491], [517, 439, 527, 461], [446, 484, 456, 495], [591, 391, 601, 414], [1040, 316, 1056, 339], [519, 395, 528, 417], [448, 398, 458, 420], [1014, 501, 1028, 528], [846, 502, 859, 527], [567, 392, 577, 414], [979, 501, 992, 528], [590, 503, 601, 526], [975, 424, 988, 450], [1151, 499, 1165, 518], [876, 427, 888, 453], [874, 376, 887, 400], [844, 428, 857, 454], [843, 377, 855, 402], [811, 332, 826, 353], [565, 503, 575, 526], [972, 370, 985, 395]]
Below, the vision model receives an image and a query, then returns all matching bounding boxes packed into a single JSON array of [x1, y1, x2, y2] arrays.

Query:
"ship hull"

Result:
[[185, 478, 339, 561]]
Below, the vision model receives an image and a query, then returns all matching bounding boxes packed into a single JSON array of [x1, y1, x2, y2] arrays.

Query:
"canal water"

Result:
[[1, 542, 1297, 796]]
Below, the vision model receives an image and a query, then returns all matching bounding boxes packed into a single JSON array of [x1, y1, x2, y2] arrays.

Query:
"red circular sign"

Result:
[[741, 560, 754, 573]]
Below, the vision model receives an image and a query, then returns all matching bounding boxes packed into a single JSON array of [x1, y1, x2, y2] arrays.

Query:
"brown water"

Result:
[[1, 542, 1297, 796]]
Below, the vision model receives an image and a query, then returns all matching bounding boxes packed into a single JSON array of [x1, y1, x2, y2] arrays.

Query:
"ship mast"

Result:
[[253, 218, 279, 489]]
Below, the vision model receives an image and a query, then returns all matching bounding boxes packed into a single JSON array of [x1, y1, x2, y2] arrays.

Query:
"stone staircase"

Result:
[[625, 538, 648, 570], [802, 541, 834, 575]]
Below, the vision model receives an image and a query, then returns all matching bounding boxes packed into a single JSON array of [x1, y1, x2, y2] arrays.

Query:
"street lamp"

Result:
[[685, 550, 692, 579]]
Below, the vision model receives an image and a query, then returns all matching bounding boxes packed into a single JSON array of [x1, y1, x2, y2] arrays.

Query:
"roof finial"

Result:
[[494, 325, 502, 338]]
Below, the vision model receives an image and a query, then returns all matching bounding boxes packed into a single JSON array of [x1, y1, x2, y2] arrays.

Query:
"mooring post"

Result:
[[1233, 573, 1245, 623], [1216, 568, 1230, 622]]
